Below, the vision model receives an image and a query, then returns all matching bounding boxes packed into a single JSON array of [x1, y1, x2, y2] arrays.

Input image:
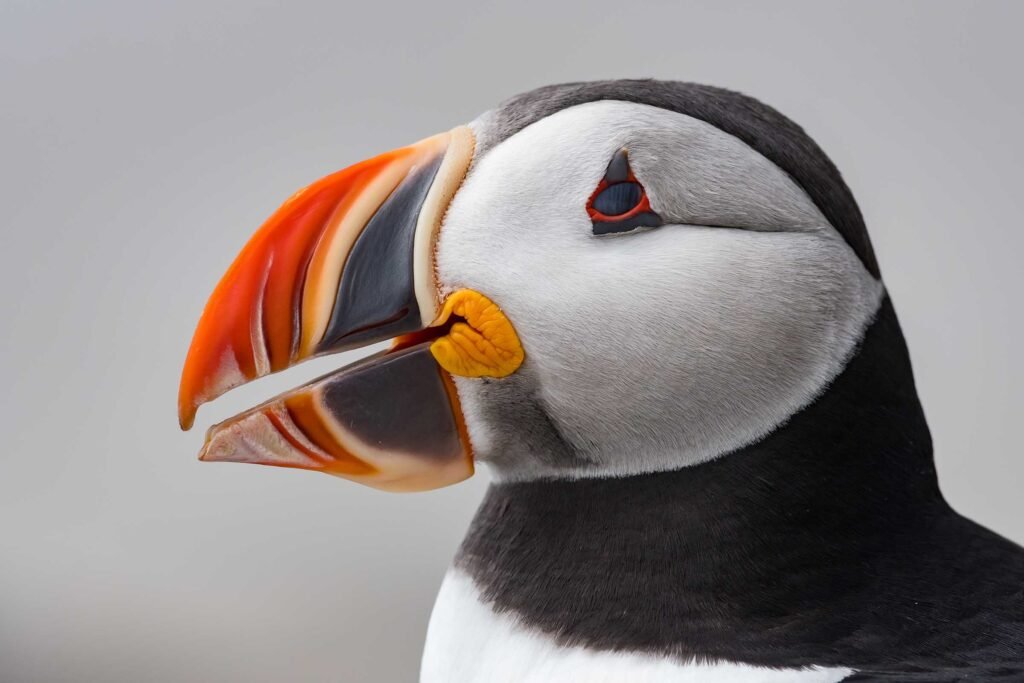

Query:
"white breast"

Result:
[[421, 570, 853, 683]]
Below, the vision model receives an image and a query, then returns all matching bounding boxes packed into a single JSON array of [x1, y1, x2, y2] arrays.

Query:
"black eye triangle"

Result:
[[587, 148, 662, 235], [605, 148, 631, 183]]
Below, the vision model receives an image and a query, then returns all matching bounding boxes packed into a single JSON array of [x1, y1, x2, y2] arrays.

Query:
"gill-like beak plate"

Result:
[[178, 127, 523, 491]]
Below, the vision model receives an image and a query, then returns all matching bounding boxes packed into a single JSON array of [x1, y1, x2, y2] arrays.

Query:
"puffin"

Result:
[[178, 80, 1024, 682]]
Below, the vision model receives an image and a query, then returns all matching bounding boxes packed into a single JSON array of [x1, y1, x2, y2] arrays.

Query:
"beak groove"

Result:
[[177, 126, 483, 492], [178, 127, 474, 431], [198, 343, 473, 492]]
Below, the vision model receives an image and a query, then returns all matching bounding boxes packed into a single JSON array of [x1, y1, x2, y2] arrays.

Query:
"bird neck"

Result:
[[454, 296, 949, 651]]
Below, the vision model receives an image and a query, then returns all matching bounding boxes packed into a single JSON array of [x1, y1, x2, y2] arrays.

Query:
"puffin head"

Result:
[[179, 80, 884, 489]]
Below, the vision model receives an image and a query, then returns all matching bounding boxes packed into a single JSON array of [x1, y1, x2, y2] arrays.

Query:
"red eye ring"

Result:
[[588, 148, 662, 236], [587, 176, 654, 222]]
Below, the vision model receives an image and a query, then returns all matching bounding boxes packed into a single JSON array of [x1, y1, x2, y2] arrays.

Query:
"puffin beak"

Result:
[[178, 126, 523, 492]]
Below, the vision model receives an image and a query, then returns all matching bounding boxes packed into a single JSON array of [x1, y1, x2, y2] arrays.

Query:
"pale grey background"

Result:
[[2, 1, 1021, 681]]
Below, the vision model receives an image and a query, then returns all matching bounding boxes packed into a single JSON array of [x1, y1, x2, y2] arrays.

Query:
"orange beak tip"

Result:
[[178, 385, 201, 431]]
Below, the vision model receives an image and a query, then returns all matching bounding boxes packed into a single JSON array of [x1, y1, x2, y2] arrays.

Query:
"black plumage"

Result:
[[457, 81, 1024, 680], [457, 298, 1024, 680]]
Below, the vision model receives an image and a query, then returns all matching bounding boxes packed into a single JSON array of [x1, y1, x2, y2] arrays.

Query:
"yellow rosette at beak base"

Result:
[[429, 290, 525, 378]]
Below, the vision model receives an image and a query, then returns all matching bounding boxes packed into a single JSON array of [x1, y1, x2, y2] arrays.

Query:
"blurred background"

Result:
[[2, 1, 1022, 680]]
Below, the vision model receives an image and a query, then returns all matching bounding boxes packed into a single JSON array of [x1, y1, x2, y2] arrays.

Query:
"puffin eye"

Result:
[[591, 182, 643, 217], [588, 149, 662, 236]]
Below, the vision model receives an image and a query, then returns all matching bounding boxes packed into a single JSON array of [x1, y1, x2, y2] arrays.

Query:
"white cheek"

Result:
[[536, 227, 882, 470], [437, 102, 883, 479]]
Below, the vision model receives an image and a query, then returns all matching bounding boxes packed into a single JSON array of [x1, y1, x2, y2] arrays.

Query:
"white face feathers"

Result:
[[436, 101, 883, 482]]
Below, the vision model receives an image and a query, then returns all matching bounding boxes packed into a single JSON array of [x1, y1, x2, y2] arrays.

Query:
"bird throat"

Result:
[[454, 296, 952, 668]]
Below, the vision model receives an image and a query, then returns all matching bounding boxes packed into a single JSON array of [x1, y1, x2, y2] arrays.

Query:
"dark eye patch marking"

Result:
[[604, 147, 631, 183], [588, 148, 662, 236]]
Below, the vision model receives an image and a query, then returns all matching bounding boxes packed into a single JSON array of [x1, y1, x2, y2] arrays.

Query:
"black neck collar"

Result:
[[453, 298, 1024, 675]]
